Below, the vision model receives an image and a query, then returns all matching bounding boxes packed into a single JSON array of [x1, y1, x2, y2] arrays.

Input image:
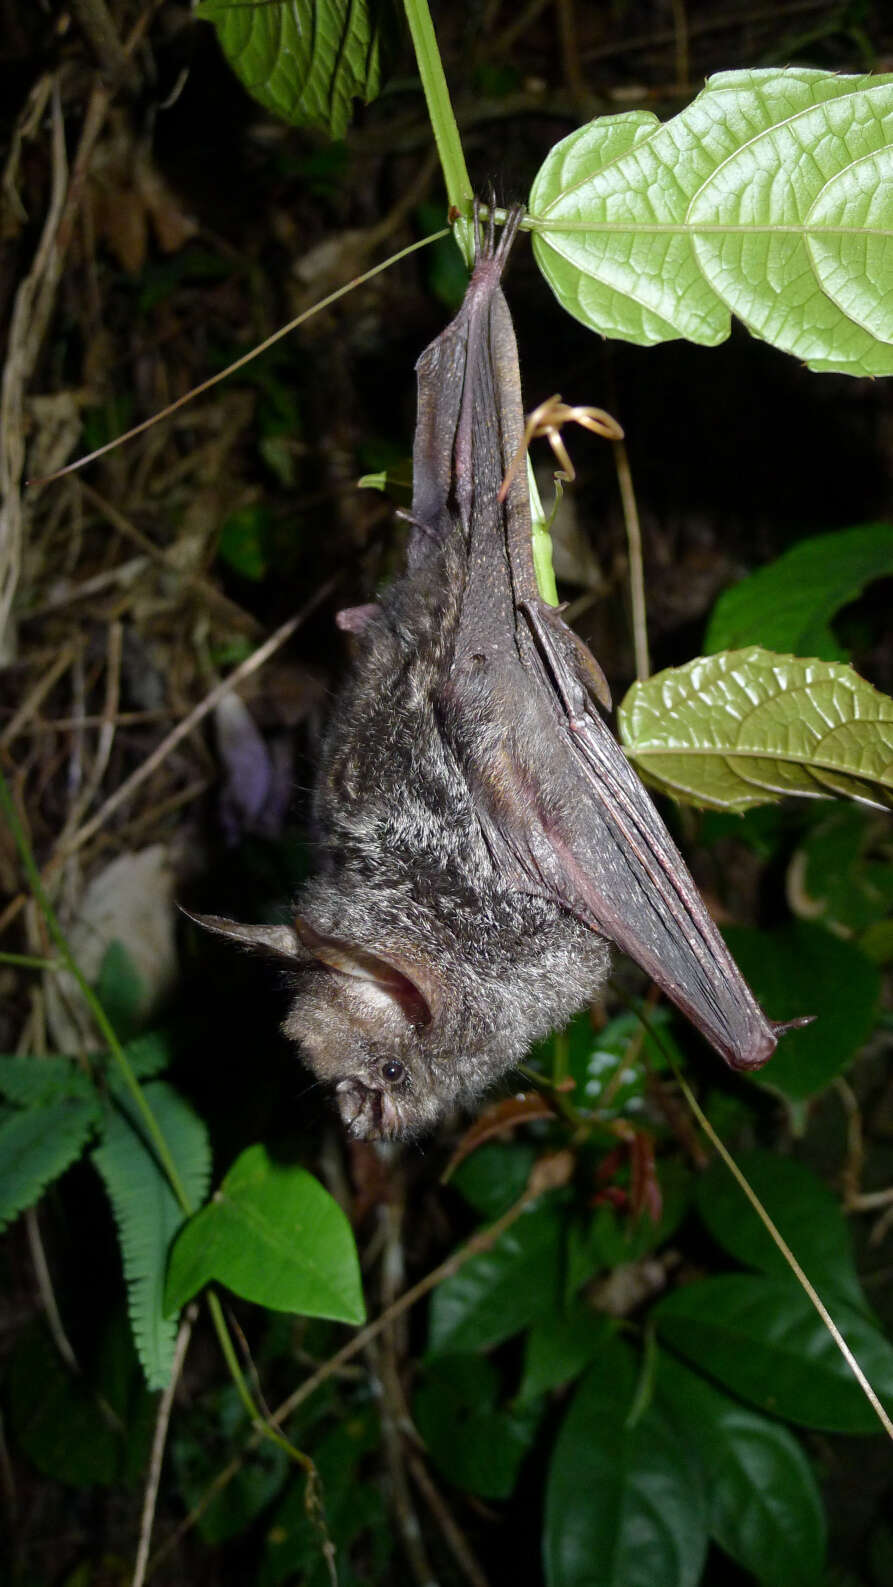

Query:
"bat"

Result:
[[195, 205, 801, 1139]]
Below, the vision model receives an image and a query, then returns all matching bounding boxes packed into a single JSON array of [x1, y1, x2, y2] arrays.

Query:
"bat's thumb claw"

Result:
[[772, 1015, 815, 1036]]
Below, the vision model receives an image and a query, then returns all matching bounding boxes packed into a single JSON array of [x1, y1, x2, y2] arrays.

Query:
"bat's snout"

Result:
[[334, 1078, 401, 1140]]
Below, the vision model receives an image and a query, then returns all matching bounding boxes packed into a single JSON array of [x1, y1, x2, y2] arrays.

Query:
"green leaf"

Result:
[[0, 1054, 94, 1106], [545, 1336, 708, 1587], [790, 805, 893, 934], [722, 922, 881, 1099], [7, 1325, 120, 1488], [217, 504, 271, 582], [93, 1082, 211, 1390], [529, 70, 893, 374], [414, 1354, 543, 1499], [95, 939, 145, 1042], [123, 1029, 174, 1080], [164, 1143, 364, 1325], [0, 1097, 97, 1230], [427, 1197, 566, 1356], [654, 1274, 893, 1433], [172, 1385, 290, 1544], [520, 1307, 614, 1403], [260, 1408, 389, 1587], [198, 0, 398, 139], [618, 647, 893, 811], [695, 1151, 865, 1310], [449, 1139, 538, 1220], [705, 524, 893, 660], [657, 1354, 826, 1587]]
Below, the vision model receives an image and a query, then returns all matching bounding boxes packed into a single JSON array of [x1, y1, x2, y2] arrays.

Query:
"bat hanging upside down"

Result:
[[195, 205, 802, 1140]]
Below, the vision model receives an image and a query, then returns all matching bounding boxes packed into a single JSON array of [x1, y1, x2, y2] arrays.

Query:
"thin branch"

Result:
[[25, 1204, 79, 1370], [51, 578, 337, 864], [613, 439, 650, 682], [131, 1307, 196, 1587]]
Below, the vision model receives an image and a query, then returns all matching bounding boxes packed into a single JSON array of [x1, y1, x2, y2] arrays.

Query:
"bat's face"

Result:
[[190, 911, 484, 1140], [283, 969, 468, 1140]]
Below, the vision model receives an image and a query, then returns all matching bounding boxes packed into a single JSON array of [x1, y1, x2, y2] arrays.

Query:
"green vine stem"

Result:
[[403, 0, 475, 262]]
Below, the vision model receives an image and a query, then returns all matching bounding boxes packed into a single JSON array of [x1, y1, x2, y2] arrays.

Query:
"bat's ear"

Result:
[[182, 909, 308, 963], [295, 918, 439, 1028]]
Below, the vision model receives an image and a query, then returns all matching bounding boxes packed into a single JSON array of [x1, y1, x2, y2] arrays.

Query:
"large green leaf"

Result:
[[529, 69, 893, 375], [705, 524, 893, 660], [0, 1096, 98, 1231], [198, 0, 397, 139], [657, 1354, 826, 1587], [414, 1354, 542, 1499], [427, 1197, 566, 1356], [8, 1325, 120, 1488], [694, 1151, 865, 1310], [545, 1336, 708, 1587], [722, 922, 880, 1100], [618, 647, 893, 811], [164, 1143, 364, 1326], [655, 1275, 893, 1433], [93, 1082, 211, 1390], [519, 1307, 614, 1403]]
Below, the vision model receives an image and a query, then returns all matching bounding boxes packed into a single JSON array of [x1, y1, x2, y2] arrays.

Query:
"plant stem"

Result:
[[0, 767, 193, 1214], [403, 0, 475, 262], [0, 950, 59, 970]]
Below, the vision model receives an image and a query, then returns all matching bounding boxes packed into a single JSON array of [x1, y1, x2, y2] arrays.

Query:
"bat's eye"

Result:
[[381, 1060, 405, 1084]]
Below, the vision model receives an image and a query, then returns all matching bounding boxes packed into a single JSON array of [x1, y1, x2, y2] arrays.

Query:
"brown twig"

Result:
[[131, 1306, 196, 1587], [77, 481, 265, 636], [51, 577, 337, 865], [613, 439, 650, 682], [0, 643, 79, 748], [407, 1451, 491, 1587]]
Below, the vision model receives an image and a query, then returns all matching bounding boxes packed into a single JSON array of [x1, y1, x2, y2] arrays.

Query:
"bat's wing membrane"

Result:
[[473, 602, 791, 1071]]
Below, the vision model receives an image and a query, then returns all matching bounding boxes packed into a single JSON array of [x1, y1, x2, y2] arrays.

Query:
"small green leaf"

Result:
[[123, 1029, 174, 1080], [414, 1354, 543, 1499], [94, 1082, 211, 1390], [618, 647, 893, 811], [695, 1151, 865, 1309], [428, 1197, 566, 1356], [165, 1143, 364, 1325], [95, 939, 145, 1042], [0, 1097, 98, 1231], [705, 524, 893, 660], [172, 1385, 290, 1544], [657, 1354, 826, 1587], [449, 1139, 538, 1220], [0, 1054, 94, 1107], [722, 922, 880, 1099], [261, 1409, 389, 1586], [545, 1336, 708, 1587], [217, 504, 271, 582], [655, 1275, 893, 1433], [529, 70, 893, 374], [198, 0, 398, 139]]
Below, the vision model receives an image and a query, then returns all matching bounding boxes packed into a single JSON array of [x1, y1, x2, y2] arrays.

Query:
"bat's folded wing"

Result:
[[469, 618, 795, 1073]]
